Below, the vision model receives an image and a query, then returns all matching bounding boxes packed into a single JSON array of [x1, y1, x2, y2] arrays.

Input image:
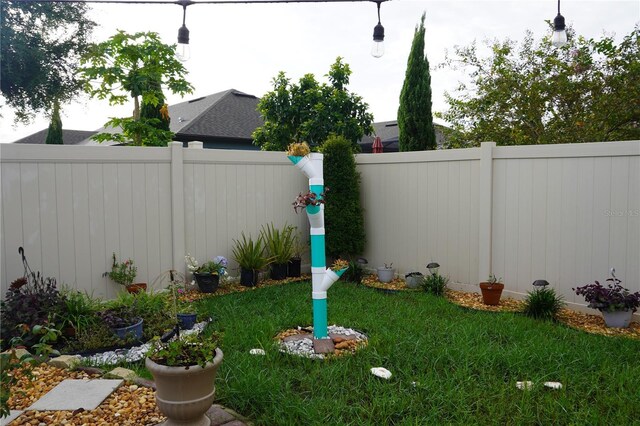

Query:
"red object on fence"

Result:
[[372, 136, 383, 153]]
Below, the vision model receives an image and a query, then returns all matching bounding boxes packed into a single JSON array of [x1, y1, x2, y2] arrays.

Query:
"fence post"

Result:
[[170, 142, 186, 274], [478, 142, 496, 284]]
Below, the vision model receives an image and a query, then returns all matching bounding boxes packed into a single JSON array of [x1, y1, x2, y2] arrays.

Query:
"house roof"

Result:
[[168, 89, 263, 140], [358, 120, 448, 152], [13, 129, 97, 145]]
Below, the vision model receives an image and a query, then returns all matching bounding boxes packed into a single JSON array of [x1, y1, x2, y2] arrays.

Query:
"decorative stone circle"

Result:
[[276, 325, 368, 359]]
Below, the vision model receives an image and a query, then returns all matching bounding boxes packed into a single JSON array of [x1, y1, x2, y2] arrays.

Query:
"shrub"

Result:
[[523, 288, 565, 321], [341, 259, 366, 284], [321, 134, 366, 258], [573, 278, 640, 312], [421, 273, 449, 296], [1, 266, 66, 350]]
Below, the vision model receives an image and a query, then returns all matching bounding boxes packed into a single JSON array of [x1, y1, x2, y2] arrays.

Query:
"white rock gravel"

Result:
[[81, 321, 208, 365], [278, 325, 367, 360]]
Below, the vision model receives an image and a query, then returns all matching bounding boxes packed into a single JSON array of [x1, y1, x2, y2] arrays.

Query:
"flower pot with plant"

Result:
[[261, 223, 296, 281], [232, 232, 272, 287], [377, 263, 394, 283], [146, 333, 223, 426], [573, 270, 640, 328], [405, 272, 424, 289], [479, 274, 504, 305], [104, 253, 146, 293], [164, 270, 198, 330], [98, 305, 143, 341], [186, 255, 226, 293], [293, 189, 327, 228]]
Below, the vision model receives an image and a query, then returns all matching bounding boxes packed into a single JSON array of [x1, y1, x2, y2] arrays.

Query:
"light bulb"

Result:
[[552, 29, 567, 48], [371, 41, 385, 58], [176, 43, 190, 61]]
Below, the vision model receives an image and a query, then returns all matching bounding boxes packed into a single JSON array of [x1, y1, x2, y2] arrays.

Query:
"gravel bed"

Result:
[[81, 321, 208, 365], [277, 325, 368, 359]]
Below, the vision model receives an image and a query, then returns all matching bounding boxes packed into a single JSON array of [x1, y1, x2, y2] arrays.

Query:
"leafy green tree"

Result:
[[321, 135, 366, 258], [79, 31, 193, 146], [140, 78, 170, 132], [398, 12, 437, 151], [0, 2, 95, 124], [45, 101, 63, 145], [253, 57, 373, 151], [438, 26, 640, 147]]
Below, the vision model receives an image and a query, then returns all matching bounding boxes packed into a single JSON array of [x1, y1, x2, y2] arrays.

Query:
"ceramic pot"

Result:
[[602, 309, 633, 328], [177, 313, 197, 330], [146, 348, 223, 426], [113, 318, 143, 340], [193, 273, 219, 293], [377, 267, 394, 283], [479, 282, 504, 305]]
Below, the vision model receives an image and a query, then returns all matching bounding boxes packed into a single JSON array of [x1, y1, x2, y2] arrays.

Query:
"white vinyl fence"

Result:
[[1, 141, 638, 315]]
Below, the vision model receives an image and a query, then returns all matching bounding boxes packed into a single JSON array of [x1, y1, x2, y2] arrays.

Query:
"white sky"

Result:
[[1, 0, 638, 143]]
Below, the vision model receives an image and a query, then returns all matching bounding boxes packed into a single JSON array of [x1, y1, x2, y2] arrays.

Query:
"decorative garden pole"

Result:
[[288, 152, 347, 340]]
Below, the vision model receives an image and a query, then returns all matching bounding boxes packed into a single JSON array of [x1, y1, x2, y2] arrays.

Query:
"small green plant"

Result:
[[523, 288, 565, 321], [104, 253, 137, 286], [422, 273, 449, 296], [0, 346, 35, 418], [341, 259, 366, 284], [232, 232, 272, 271], [146, 332, 219, 368], [487, 274, 502, 284], [59, 288, 101, 336], [98, 305, 141, 329]]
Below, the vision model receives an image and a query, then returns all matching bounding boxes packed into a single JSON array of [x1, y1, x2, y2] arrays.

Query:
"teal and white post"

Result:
[[288, 152, 347, 339]]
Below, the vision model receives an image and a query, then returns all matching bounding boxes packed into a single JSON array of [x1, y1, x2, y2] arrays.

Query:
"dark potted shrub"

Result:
[[261, 223, 296, 280], [185, 254, 227, 293], [98, 305, 143, 340], [104, 253, 146, 294], [146, 333, 223, 426], [574, 274, 640, 328], [232, 232, 272, 287], [479, 274, 504, 305], [288, 230, 306, 278]]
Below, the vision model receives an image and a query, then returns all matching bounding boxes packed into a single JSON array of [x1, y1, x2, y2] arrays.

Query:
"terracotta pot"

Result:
[[126, 283, 147, 294], [479, 282, 504, 305], [146, 348, 223, 426]]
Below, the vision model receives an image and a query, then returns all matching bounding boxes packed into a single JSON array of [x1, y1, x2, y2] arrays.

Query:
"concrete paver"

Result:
[[0, 410, 23, 425], [27, 379, 123, 411]]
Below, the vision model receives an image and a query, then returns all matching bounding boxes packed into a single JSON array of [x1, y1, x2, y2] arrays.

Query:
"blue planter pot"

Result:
[[177, 313, 197, 330], [114, 318, 143, 340]]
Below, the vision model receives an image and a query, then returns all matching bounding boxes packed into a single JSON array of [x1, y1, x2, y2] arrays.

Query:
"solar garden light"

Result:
[[427, 262, 440, 276], [552, 0, 568, 48], [532, 279, 550, 288]]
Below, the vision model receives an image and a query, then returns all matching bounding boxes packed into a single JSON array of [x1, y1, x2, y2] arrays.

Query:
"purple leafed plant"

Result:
[[573, 278, 640, 313], [292, 189, 328, 214]]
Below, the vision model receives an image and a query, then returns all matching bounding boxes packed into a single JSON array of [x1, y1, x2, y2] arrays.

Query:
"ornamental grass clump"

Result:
[[573, 277, 640, 313], [421, 273, 449, 296], [523, 288, 565, 321]]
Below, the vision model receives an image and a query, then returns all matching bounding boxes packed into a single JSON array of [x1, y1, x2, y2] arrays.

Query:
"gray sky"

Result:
[[1, 0, 638, 143]]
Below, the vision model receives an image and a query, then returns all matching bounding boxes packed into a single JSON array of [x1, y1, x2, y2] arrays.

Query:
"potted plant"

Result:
[[376, 263, 394, 283], [479, 274, 504, 305], [104, 253, 146, 293], [165, 270, 198, 330], [288, 230, 306, 278], [405, 271, 424, 289], [292, 189, 327, 229], [232, 232, 272, 287], [261, 223, 295, 280], [146, 333, 223, 426], [98, 305, 143, 340], [287, 141, 311, 157], [185, 254, 227, 293], [574, 273, 640, 328]]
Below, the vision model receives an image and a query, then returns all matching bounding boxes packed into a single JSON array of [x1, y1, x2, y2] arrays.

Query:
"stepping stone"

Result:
[[28, 379, 123, 411], [312, 338, 335, 354], [0, 410, 23, 425]]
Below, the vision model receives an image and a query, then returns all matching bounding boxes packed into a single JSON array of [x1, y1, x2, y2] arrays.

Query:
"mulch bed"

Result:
[[360, 274, 416, 292], [445, 289, 640, 340], [178, 275, 310, 303]]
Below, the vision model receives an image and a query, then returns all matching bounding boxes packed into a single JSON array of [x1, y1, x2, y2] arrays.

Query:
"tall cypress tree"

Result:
[[45, 101, 63, 144], [398, 12, 437, 151]]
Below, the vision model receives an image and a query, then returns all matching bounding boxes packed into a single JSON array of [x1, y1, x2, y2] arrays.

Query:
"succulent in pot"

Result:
[[573, 271, 640, 328]]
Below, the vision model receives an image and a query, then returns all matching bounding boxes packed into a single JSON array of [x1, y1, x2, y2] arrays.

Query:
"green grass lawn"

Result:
[[197, 281, 640, 425]]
